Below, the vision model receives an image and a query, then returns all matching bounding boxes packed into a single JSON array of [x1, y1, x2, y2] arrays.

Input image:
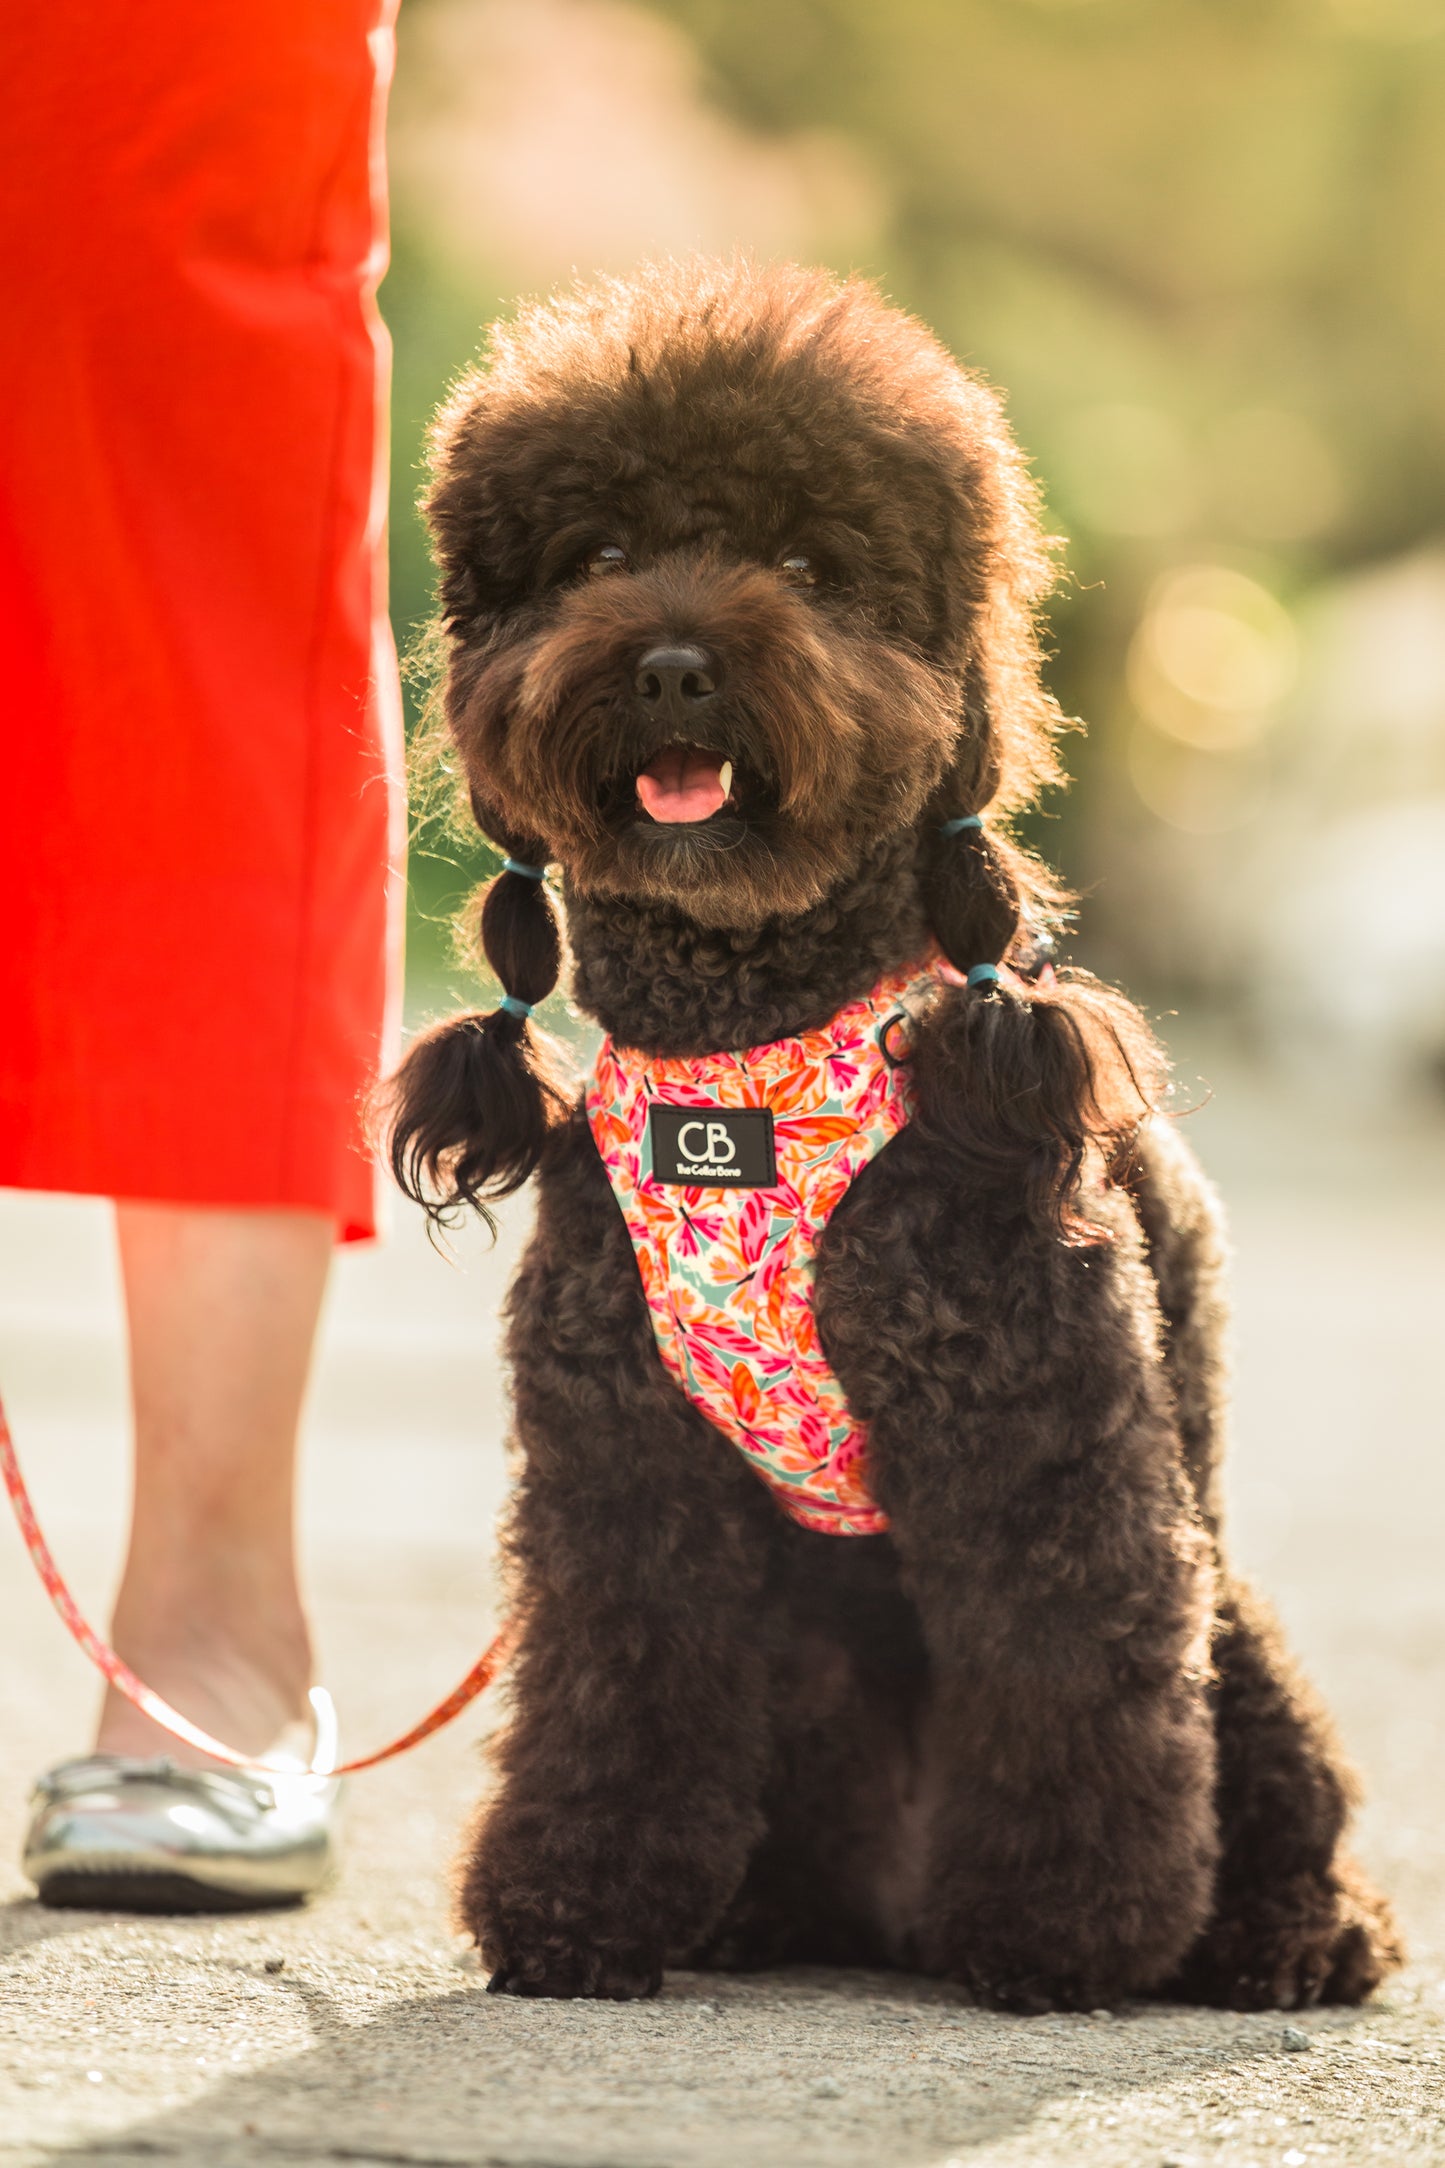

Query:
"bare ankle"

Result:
[[99, 1597, 314, 1762]]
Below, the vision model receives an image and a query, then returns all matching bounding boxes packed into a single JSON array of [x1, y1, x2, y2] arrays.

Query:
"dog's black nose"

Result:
[[635, 645, 718, 719]]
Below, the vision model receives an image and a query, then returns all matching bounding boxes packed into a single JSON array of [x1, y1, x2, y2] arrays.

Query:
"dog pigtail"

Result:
[[921, 800, 1021, 971], [916, 809, 1166, 1241], [386, 836, 570, 1231]]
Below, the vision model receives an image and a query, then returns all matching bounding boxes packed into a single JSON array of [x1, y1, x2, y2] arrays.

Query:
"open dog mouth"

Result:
[[635, 745, 736, 825]]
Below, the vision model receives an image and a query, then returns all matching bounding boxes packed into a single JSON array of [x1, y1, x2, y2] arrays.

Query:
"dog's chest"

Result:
[[585, 963, 937, 1535]]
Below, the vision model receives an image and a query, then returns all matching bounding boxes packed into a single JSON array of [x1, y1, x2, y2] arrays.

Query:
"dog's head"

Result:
[[425, 258, 1060, 927]]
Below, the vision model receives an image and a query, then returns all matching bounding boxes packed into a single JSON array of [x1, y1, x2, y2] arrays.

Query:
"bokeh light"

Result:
[[1127, 566, 1299, 756]]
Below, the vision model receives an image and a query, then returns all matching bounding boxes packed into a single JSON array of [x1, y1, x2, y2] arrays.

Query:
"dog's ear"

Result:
[[908, 961, 1166, 1241], [915, 660, 1165, 1240], [383, 823, 569, 1231], [918, 653, 1019, 971]]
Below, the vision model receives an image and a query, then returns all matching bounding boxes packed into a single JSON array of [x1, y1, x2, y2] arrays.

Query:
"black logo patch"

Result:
[[649, 1104, 776, 1188]]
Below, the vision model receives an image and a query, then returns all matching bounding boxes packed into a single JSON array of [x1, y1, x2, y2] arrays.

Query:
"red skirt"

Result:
[[0, 1, 403, 1242]]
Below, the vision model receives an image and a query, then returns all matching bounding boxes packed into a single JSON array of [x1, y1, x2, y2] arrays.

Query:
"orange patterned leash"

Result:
[[0, 1390, 515, 1776]]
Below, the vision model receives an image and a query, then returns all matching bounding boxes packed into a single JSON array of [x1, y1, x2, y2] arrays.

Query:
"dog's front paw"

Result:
[[1171, 1867, 1404, 2011], [959, 1964, 1101, 2017], [483, 1935, 662, 2002]]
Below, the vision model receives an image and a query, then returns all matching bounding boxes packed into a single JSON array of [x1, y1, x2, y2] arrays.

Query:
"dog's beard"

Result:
[[447, 559, 959, 930]]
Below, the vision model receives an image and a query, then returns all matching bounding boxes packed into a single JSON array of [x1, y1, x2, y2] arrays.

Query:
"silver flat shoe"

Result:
[[22, 1688, 340, 1912]]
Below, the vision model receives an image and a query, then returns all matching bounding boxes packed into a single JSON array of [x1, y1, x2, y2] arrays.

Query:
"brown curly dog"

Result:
[[387, 258, 1401, 2012]]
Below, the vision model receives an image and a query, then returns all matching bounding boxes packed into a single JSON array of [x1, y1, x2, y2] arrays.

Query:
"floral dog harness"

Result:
[[586, 962, 938, 1535]]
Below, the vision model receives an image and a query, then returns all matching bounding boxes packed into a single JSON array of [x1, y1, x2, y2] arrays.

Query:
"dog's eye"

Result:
[[583, 543, 630, 578], [779, 552, 819, 588]]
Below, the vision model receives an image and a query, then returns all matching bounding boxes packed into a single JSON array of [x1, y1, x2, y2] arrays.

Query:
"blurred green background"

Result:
[[383, 0, 1445, 1098]]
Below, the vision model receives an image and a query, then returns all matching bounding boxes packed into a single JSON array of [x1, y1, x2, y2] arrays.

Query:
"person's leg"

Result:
[[98, 1203, 333, 1762]]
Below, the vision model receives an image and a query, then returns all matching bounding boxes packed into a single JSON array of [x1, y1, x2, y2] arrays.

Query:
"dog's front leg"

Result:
[[828, 1160, 1220, 2012], [459, 1127, 774, 2000]]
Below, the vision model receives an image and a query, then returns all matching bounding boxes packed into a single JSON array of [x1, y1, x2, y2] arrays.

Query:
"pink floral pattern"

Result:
[[586, 962, 939, 1535]]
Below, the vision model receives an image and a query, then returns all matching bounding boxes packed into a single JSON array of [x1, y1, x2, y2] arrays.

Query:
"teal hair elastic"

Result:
[[966, 963, 1000, 989], [939, 814, 984, 837], [502, 857, 546, 880], [498, 994, 534, 1019]]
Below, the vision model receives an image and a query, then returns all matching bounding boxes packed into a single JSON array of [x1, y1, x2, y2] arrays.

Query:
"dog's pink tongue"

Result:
[[636, 746, 727, 823]]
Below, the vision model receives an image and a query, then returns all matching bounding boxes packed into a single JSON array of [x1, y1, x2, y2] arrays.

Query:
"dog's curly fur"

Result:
[[388, 259, 1401, 2011]]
